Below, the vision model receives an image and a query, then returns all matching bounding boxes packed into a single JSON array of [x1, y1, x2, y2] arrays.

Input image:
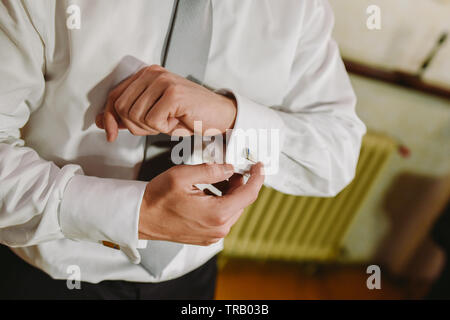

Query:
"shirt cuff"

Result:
[[217, 89, 285, 175], [59, 174, 147, 263]]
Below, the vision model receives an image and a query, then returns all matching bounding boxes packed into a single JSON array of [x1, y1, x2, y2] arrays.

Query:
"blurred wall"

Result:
[[329, 0, 450, 85], [326, 0, 450, 266]]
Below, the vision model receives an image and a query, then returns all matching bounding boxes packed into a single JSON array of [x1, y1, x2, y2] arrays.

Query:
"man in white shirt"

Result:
[[0, 0, 366, 299]]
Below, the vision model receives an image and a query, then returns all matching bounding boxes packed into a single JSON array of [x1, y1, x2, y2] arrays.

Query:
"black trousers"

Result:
[[0, 245, 217, 300]]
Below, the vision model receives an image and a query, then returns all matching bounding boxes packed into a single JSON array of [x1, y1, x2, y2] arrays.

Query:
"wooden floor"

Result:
[[215, 259, 429, 300]]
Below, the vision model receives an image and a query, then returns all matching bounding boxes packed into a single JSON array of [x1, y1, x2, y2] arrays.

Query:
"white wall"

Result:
[[329, 0, 450, 85], [341, 74, 450, 262]]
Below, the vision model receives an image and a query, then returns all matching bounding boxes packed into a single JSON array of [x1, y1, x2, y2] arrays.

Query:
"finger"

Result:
[[95, 113, 104, 129], [128, 78, 168, 131], [169, 123, 194, 136], [144, 87, 185, 134], [143, 93, 172, 133], [115, 70, 165, 133], [121, 65, 169, 132], [102, 69, 146, 141], [96, 113, 127, 130], [174, 163, 235, 186], [104, 101, 121, 142], [220, 162, 265, 211], [115, 80, 148, 127], [117, 114, 152, 137], [114, 80, 151, 136]]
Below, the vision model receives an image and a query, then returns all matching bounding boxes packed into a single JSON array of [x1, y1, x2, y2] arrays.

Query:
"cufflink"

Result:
[[101, 241, 121, 250], [244, 148, 257, 163]]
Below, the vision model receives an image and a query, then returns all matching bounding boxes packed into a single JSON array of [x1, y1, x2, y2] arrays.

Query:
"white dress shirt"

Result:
[[0, 0, 366, 283]]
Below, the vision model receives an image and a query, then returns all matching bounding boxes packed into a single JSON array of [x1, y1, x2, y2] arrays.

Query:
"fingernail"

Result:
[[253, 162, 264, 175]]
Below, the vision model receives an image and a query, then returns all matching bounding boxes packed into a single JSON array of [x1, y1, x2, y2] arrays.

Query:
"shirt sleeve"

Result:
[[0, 1, 146, 262], [222, 0, 366, 197]]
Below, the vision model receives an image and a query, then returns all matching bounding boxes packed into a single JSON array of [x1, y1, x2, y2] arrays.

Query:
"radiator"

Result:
[[222, 132, 397, 262]]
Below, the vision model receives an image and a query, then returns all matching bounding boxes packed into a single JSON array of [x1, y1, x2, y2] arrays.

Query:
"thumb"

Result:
[[220, 162, 265, 211], [175, 163, 234, 186]]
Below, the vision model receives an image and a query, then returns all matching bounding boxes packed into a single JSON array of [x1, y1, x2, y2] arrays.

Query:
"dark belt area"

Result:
[[0, 244, 217, 300]]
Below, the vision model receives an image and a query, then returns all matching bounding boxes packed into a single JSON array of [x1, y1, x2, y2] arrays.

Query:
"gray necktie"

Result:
[[138, 0, 213, 278]]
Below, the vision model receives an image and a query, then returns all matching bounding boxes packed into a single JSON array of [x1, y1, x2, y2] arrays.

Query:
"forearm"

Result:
[[0, 142, 78, 246], [220, 0, 366, 197], [222, 47, 365, 196], [0, 142, 147, 262]]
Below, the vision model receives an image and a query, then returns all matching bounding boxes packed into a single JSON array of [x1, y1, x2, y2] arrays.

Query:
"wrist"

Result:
[[138, 184, 154, 240]]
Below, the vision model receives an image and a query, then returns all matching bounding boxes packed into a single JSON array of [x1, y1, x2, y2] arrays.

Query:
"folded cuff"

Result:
[[218, 90, 285, 175], [59, 175, 147, 263]]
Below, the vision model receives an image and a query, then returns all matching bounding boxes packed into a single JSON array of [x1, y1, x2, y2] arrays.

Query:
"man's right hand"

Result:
[[138, 162, 264, 246]]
